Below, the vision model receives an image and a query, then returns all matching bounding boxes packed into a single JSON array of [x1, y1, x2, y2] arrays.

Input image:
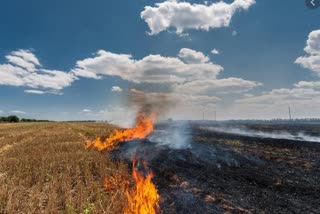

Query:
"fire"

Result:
[[85, 113, 157, 151], [85, 111, 160, 213], [124, 160, 160, 214]]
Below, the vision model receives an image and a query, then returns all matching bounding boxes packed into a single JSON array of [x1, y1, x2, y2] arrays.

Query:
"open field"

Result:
[[1, 122, 320, 213], [0, 122, 129, 214]]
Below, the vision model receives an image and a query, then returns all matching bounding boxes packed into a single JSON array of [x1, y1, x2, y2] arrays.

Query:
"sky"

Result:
[[0, 0, 320, 124]]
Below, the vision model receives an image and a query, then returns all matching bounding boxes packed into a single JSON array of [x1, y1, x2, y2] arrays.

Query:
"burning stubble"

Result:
[[86, 113, 160, 213], [85, 89, 173, 213]]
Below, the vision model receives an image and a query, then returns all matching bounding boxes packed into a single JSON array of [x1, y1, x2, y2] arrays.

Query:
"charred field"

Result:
[[112, 122, 320, 214], [0, 122, 319, 213]]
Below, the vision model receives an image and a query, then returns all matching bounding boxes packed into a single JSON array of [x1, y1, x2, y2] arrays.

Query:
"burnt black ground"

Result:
[[112, 123, 320, 214]]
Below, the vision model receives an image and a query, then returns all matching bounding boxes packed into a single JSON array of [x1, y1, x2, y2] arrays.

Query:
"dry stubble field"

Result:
[[0, 122, 130, 214]]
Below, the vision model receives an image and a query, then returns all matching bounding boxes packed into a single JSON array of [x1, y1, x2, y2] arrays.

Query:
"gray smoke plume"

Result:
[[128, 89, 177, 119]]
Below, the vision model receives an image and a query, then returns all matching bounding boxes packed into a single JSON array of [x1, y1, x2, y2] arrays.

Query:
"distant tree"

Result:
[[0, 117, 7, 122], [6, 115, 20, 123]]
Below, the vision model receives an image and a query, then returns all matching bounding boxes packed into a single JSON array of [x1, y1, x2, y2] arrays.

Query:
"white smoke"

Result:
[[204, 126, 320, 143], [147, 122, 191, 149]]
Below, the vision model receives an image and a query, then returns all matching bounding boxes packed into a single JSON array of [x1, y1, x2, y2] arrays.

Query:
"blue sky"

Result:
[[0, 0, 320, 122]]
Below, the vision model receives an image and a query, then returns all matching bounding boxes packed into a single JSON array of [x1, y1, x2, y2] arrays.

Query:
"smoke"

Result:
[[128, 89, 177, 119], [147, 122, 191, 149], [205, 126, 320, 143]]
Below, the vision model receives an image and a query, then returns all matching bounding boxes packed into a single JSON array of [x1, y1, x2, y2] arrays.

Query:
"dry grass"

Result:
[[0, 122, 130, 214]]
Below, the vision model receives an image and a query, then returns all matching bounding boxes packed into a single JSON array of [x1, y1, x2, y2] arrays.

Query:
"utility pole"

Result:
[[288, 106, 292, 121]]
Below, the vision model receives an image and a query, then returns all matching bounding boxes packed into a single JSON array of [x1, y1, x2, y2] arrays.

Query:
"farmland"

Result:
[[0, 122, 129, 214], [1, 122, 320, 213]]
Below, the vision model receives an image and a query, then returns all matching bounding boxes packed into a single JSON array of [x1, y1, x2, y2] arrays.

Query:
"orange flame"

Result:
[[124, 159, 159, 214], [86, 112, 160, 213], [86, 113, 157, 151]]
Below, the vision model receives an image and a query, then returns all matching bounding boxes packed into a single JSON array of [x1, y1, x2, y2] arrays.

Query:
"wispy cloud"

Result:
[[24, 89, 63, 95], [10, 110, 26, 114], [81, 109, 92, 113]]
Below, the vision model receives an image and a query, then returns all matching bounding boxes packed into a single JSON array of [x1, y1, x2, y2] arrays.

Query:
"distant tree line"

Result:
[[0, 115, 50, 123]]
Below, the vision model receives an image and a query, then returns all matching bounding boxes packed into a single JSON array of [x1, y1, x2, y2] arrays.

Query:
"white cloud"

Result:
[[178, 48, 210, 64], [295, 30, 320, 75], [140, 0, 255, 35], [175, 78, 262, 95], [302, 30, 320, 55], [10, 110, 26, 115], [0, 49, 76, 93], [23, 69, 75, 90], [24, 90, 46, 94], [211, 49, 219, 55], [5, 49, 41, 72], [24, 89, 62, 95], [111, 86, 123, 92], [72, 49, 223, 83], [81, 109, 92, 113], [5, 55, 37, 72], [0, 64, 27, 87], [294, 81, 320, 89], [11, 49, 41, 66]]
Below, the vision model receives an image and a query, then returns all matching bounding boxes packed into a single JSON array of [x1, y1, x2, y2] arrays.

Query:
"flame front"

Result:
[[124, 160, 160, 214], [86, 113, 157, 151], [86, 112, 160, 213]]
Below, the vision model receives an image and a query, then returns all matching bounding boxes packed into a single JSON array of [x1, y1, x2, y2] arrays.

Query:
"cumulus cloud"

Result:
[[178, 48, 210, 64], [71, 48, 260, 113], [175, 78, 262, 95], [0, 49, 76, 93], [111, 86, 123, 92], [140, 0, 255, 35], [72, 49, 223, 83], [295, 30, 320, 75]]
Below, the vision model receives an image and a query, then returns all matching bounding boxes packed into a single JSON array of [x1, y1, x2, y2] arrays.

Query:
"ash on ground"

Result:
[[112, 122, 320, 214]]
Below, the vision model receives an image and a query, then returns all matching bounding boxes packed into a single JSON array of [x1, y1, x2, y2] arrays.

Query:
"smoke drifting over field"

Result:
[[205, 126, 320, 143], [147, 122, 191, 150], [128, 89, 176, 119]]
